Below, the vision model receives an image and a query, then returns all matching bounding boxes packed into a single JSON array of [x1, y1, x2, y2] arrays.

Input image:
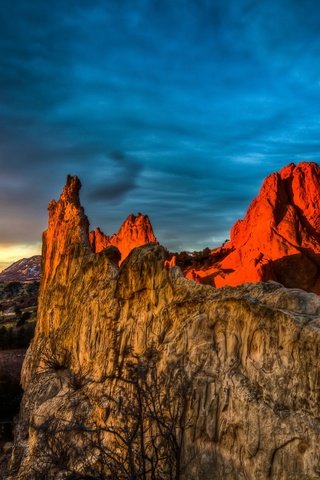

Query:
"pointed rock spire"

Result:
[[41, 175, 90, 289]]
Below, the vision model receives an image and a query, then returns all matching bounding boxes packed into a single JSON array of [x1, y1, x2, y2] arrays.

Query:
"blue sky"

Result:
[[1, 0, 320, 265]]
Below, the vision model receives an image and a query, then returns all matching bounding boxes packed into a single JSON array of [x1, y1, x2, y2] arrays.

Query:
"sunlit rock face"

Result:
[[184, 162, 320, 293], [89, 213, 158, 263], [41, 175, 90, 292], [9, 176, 320, 480]]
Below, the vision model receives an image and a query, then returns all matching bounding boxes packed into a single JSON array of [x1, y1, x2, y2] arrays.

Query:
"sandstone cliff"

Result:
[[183, 162, 320, 293], [9, 175, 320, 479], [89, 212, 157, 263]]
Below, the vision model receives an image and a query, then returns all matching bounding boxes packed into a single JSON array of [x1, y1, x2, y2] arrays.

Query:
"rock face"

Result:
[[0, 256, 41, 283], [9, 176, 320, 480], [89, 213, 157, 263], [184, 162, 320, 293]]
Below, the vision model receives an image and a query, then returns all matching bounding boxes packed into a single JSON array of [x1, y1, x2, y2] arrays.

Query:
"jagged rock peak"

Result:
[[116, 212, 156, 236], [230, 161, 320, 250], [90, 212, 158, 262], [59, 174, 82, 205], [182, 161, 320, 293], [41, 175, 90, 291]]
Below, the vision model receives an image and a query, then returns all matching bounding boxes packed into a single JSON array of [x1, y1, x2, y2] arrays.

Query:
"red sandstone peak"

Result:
[[59, 174, 82, 206], [184, 162, 320, 294], [42, 175, 158, 293], [90, 213, 158, 262], [42, 175, 90, 289], [229, 161, 320, 252]]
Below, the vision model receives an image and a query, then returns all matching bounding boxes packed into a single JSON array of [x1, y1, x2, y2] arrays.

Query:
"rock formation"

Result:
[[5, 162, 320, 293], [89, 213, 157, 263], [9, 175, 320, 480], [183, 162, 320, 293]]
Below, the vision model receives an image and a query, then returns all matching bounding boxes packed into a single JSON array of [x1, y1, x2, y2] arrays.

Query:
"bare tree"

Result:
[[25, 348, 201, 480]]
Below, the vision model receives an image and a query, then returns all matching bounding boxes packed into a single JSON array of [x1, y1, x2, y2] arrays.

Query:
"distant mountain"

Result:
[[0, 256, 41, 283]]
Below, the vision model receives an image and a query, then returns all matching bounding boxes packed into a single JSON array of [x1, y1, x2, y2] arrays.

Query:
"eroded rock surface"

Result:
[[9, 176, 320, 479]]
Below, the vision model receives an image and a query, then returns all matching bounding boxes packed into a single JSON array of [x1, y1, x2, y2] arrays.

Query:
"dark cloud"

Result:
[[86, 152, 143, 202], [1, 0, 320, 255]]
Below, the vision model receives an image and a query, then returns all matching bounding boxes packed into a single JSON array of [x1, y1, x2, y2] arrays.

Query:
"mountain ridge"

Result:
[[0, 256, 41, 283]]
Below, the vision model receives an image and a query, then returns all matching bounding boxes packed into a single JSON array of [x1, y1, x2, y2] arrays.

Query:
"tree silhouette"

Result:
[[27, 348, 201, 480]]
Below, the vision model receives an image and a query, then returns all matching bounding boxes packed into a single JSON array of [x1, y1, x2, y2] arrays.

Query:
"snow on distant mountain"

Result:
[[0, 256, 41, 283]]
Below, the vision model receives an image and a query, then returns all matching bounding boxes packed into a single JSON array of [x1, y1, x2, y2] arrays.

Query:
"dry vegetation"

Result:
[[0, 281, 38, 472], [0, 281, 38, 349]]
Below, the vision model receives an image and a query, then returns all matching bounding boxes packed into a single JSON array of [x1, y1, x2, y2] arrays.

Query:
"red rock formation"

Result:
[[41, 175, 90, 291], [184, 162, 320, 293], [37, 162, 320, 299], [89, 213, 158, 263]]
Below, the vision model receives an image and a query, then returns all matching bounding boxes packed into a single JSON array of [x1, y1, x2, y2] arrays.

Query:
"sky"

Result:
[[1, 0, 320, 269]]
